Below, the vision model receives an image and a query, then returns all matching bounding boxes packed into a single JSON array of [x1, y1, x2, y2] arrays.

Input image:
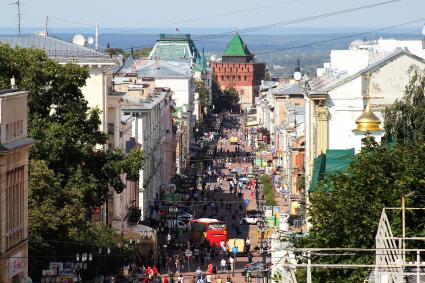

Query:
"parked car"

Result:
[[243, 210, 261, 225], [177, 213, 194, 223], [166, 219, 189, 230]]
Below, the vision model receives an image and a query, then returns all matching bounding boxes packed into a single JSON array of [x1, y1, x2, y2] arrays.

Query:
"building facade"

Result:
[[0, 89, 33, 283], [121, 86, 175, 221], [305, 50, 425, 195], [212, 33, 265, 111]]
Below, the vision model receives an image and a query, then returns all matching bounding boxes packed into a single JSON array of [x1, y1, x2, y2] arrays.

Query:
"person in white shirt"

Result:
[[229, 257, 235, 276], [220, 258, 226, 272]]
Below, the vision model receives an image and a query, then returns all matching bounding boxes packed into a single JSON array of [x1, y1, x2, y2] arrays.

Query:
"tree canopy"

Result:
[[211, 76, 239, 113], [0, 44, 144, 279]]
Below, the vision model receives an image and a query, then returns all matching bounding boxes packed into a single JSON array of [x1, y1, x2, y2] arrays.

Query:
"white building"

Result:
[[317, 36, 425, 78], [305, 50, 425, 195], [120, 87, 175, 221]]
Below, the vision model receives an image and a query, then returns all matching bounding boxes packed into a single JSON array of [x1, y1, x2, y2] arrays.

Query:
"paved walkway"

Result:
[[163, 114, 261, 283]]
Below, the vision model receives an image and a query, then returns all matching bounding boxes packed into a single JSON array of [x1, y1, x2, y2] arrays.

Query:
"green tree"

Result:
[[265, 67, 272, 80], [211, 81, 240, 113], [0, 44, 145, 279], [384, 66, 425, 144], [196, 80, 210, 112]]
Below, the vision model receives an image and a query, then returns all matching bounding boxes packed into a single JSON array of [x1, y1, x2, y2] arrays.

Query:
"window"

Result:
[[6, 166, 25, 249], [6, 124, 9, 139], [230, 67, 232, 72], [238, 76, 241, 81], [221, 76, 224, 81], [232, 76, 235, 80], [244, 76, 247, 81], [13, 122, 16, 137]]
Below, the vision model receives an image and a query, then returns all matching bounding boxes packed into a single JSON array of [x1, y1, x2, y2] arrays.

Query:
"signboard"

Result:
[[266, 215, 280, 228], [185, 249, 193, 257], [208, 223, 225, 230], [49, 262, 63, 269], [9, 251, 26, 277], [42, 270, 57, 276]]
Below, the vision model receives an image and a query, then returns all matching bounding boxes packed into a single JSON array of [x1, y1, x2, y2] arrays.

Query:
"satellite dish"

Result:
[[87, 36, 94, 45], [422, 25, 425, 36], [72, 34, 85, 46], [294, 71, 302, 81]]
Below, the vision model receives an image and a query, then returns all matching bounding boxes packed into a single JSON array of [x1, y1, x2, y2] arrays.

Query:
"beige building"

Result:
[[0, 89, 33, 283], [0, 34, 119, 134]]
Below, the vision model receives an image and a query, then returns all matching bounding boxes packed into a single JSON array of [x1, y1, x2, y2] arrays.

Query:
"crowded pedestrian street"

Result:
[[141, 112, 269, 283]]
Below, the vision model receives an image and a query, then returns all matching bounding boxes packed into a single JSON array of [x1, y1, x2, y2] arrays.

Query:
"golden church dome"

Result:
[[353, 99, 383, 132]]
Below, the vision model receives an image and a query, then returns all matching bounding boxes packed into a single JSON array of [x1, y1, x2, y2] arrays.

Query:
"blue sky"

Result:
[[1, 0, 424, 33]]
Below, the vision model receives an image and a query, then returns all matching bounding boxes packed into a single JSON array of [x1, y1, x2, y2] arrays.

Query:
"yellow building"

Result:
[[0, 89, 33, 283]]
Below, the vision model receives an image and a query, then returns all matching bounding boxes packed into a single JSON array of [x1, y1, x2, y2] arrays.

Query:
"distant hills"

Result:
[[0, 27, 420, 78]]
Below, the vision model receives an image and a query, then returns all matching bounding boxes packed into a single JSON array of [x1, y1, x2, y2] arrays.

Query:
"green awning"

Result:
[[309, 148, 355, 193]]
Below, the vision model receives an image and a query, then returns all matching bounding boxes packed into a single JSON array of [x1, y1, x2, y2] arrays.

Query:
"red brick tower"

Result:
[[212, 32, 265, 111]]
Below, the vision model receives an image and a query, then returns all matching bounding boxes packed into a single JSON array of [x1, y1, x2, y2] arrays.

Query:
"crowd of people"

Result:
[[130, 113, 258, 283]]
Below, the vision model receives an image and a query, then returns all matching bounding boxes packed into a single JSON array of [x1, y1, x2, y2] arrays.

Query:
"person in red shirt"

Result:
[[153, 266, 158, 276], [163, 276, 169, 283], [207, 263, 213, 274]]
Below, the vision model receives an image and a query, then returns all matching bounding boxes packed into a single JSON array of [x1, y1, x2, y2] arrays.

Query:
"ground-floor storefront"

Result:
[[0, 241, 28, 283]]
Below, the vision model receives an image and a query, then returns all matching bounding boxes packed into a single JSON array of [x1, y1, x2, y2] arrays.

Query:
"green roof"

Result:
[[223, 32, 251, 57], [309, 148, 355, 193]]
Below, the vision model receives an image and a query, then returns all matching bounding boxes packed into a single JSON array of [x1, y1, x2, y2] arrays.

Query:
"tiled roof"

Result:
[[273, 84, 303, 96], [0, 34, 112, 62], [136, 60, 192, 79], [223, 32, 251, 57], [149, 42, 193, 61]]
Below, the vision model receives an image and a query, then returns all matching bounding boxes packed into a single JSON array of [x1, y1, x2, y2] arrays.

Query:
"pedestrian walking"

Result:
[[229, 257, 235, 276], [215, 276, 222, 283], [220, 258, 226, 272], [178, 274, 184, 283]]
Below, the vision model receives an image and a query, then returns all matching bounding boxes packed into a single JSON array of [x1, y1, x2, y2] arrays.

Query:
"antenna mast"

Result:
[[9, 0, 21, 36], [95, 22, 99, 50], [44, 16, 49, 36]]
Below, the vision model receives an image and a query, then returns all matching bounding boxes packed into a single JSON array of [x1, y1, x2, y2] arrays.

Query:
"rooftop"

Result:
[[0, 34, 114, 63], [223, 32, 252, 57], [121, 90, 170, 112], [136, 60, 192, 79], [0, 89, 28, 98]]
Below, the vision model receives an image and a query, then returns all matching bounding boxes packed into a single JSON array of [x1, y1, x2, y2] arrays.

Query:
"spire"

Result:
[[223, 32, 252, 57]]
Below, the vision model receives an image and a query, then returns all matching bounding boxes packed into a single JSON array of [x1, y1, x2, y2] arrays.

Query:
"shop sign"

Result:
[[9, 251, 26, 277]]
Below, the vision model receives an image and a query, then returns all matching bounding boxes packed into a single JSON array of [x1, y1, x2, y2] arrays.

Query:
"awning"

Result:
[[246, 121, 259, 127], [309, 148, 355, 193]]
